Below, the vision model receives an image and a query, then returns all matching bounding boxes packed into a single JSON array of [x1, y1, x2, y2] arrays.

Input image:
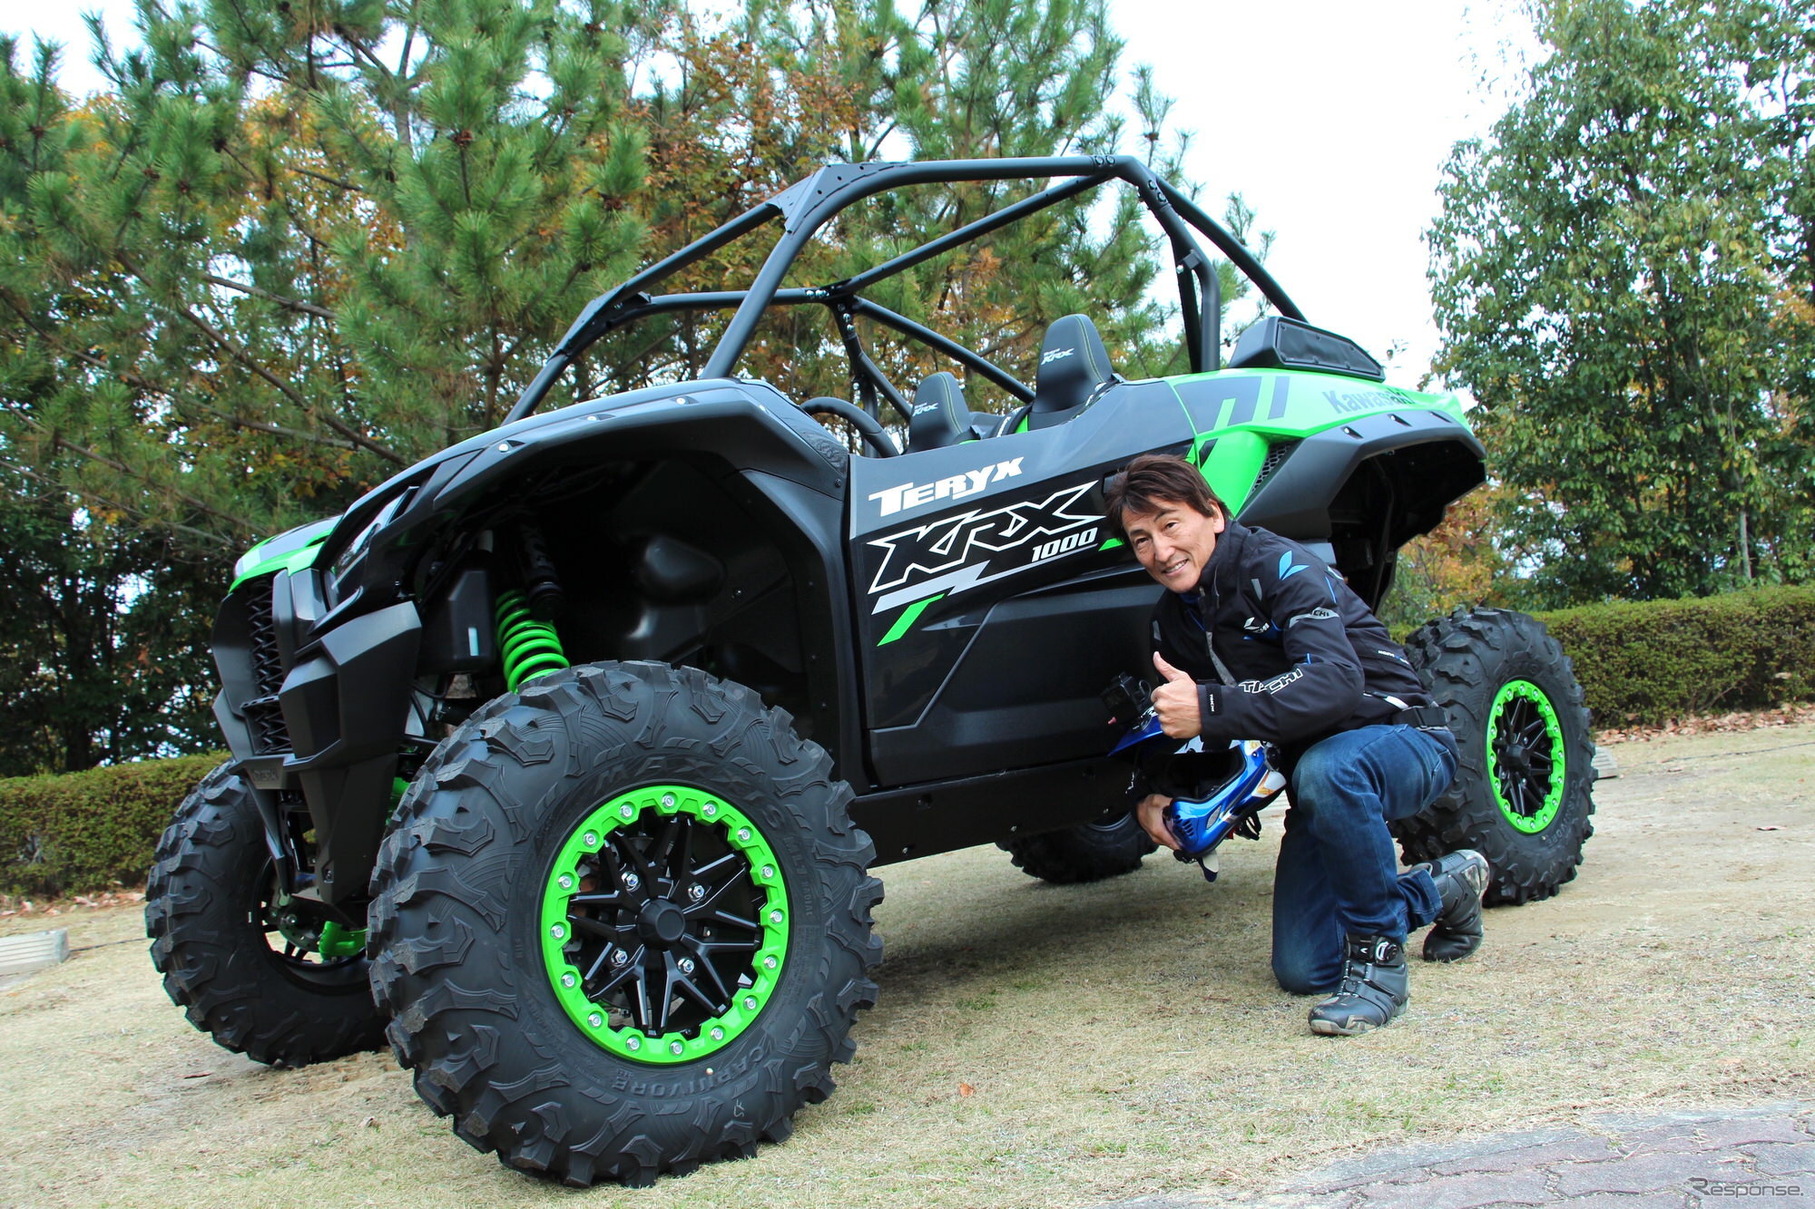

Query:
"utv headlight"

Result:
[[330, 491, 412, 587]]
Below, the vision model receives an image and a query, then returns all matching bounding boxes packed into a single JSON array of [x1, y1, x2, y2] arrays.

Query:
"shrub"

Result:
[[1537, 586, 1815, 727], [0, 753, 224, 898]]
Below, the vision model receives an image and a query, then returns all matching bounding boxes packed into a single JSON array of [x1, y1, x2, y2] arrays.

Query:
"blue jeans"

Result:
[[1271, 725, 1458, 994]]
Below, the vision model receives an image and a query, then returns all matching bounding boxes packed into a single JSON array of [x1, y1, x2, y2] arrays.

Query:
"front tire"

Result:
[[1396, 607, 1596, 905], [145, 763, 387, 1066], [368, 661, 882, 1186]]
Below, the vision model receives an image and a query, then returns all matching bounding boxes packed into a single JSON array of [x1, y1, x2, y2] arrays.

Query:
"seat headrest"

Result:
[[1033, 314, 1116, 415], [908, 372, 971, 452]]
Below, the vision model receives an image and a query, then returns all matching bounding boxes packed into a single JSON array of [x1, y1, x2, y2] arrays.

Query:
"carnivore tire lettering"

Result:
[[1395, 608, 1596, 906], [367, 660, 882, 1186]]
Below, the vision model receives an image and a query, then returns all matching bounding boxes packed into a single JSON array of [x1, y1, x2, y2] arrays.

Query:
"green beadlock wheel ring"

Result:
[[540, 785, 790, 1065], [1487, 680, 1566, 834]]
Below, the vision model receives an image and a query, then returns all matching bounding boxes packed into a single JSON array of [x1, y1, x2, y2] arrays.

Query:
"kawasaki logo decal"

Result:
[[868, 458, 1023, 517], [867, 481, 1101, 613]]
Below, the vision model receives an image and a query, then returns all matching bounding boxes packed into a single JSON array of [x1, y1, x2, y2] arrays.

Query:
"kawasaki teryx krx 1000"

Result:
[[148, 156, 1595, 1185]]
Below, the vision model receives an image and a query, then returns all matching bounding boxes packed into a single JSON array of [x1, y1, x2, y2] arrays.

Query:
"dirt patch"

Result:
[[1, 722, 1810, 1208]]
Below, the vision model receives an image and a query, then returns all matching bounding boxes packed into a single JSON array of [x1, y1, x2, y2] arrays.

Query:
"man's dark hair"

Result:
[[1103, 453, 1228, 542]]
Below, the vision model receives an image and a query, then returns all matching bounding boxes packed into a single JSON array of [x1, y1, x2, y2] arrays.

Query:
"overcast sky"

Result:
[[4, 0, 1541, 386]]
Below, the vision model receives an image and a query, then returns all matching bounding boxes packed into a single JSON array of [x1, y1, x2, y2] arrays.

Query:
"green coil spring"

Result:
[[495, 589, 570, 692]]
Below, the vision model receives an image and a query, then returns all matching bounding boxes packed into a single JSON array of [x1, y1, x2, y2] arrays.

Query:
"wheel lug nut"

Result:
[[678, 958, 695, 975]]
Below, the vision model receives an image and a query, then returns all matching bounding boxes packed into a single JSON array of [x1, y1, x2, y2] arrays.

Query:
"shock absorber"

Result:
[[495, 589, 570, 691]]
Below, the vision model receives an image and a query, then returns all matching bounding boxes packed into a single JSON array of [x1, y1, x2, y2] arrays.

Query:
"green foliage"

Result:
[[0, 752, 222, 897], [1429, 0, 1815, 607], [0, 464, 218, 776], [1538, 585, 1815, 726]]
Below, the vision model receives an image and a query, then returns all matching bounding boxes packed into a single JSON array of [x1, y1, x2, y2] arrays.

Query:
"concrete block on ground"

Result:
[[0, 928, 70, 977]]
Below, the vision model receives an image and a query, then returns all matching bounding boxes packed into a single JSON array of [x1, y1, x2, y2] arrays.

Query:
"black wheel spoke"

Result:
[[670, 955, 723, 1014], [692, 852, 739, 881], [568, 913, 628, 941], [667, 824, 693, 897], [651, 965, 679, 1034], [684, 878, 741, 918], [682, 940, 737, 1004]]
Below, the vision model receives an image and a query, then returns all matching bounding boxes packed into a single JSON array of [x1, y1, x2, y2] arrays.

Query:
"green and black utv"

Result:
[[147, 156, 1595, 1185]]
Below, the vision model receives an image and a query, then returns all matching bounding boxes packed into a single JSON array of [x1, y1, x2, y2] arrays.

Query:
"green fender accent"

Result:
[[230, 539, 327, 591], [1488, 680, 1566, 834], [1194, 429, 1270, 514], [229, 517, 337, 591], [541, 785, 791, 1065]]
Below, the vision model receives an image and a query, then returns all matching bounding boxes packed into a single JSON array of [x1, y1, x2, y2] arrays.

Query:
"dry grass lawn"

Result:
[[1, 721, 1810, 1208]]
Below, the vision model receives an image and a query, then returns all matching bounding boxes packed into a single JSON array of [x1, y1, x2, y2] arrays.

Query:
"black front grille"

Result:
[[243, 577, 293, 754]]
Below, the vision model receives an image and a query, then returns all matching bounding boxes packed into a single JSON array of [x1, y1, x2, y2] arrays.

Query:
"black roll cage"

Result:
[[504, 155, 1303, 427]]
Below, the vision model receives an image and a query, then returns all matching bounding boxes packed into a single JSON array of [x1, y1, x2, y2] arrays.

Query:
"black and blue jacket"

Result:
[[1151, 519, 1436, 770]]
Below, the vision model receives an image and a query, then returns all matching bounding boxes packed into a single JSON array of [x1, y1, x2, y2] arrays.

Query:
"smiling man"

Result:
[[1105, 453, 1488, 1035]]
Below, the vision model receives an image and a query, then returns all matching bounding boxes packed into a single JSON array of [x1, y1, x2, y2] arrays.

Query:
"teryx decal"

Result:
[[866, 482, 1101, 613], [868, 458, 1023, 517]]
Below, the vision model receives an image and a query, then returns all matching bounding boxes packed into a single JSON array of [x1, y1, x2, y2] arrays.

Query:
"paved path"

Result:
[[1110, 1102, 1814, 1209]]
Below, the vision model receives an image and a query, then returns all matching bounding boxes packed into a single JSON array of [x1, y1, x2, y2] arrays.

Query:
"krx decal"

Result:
[[867, 482, 1101, 612]]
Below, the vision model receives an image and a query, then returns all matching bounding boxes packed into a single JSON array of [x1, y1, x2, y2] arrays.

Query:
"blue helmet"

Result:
[[1162, 739, 1287, 857]]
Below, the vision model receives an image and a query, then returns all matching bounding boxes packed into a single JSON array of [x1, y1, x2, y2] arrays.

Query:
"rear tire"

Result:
[[368, 661, 882, 1186], [145, 762, 386, 1066], [1395, 607, 1596, 905], [1001, 810, 1156, 884]]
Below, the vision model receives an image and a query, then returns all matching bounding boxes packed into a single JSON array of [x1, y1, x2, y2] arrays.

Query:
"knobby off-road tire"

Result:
[[368, 661, 883, 1187], [1396, 607, 1596, 906], [1001, 811, 1156, 884], [145, 762, 387, 1066]]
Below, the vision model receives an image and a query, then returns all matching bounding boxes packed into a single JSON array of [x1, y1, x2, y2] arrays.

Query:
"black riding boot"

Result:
[[1308, 934, 1409, 1036], [1414, 849, 1489, 962]]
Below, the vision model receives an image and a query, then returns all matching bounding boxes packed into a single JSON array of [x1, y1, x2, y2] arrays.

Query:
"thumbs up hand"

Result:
[[1151, 652, 1203, 739]]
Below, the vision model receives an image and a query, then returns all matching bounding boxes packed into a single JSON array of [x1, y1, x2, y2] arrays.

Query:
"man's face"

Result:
[[1122, 498, 1225, 593]]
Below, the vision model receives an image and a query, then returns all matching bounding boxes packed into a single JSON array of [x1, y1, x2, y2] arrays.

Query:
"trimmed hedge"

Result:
[[1536, 585, 1815, 727], [4, 586, 1813, 898], [0, 752, 223, 899]]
